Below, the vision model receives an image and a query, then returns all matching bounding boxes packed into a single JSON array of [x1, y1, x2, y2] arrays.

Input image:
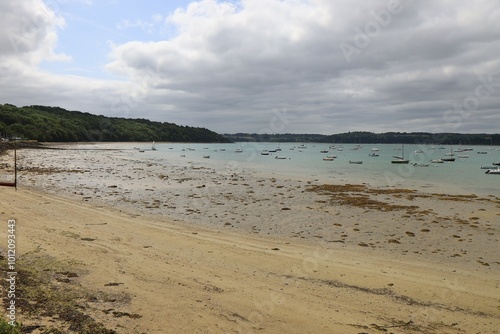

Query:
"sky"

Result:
[[0, 0, 499, 135]]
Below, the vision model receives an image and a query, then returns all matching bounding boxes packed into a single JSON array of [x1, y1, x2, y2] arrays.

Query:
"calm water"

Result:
[[87, 142, 500, 196]]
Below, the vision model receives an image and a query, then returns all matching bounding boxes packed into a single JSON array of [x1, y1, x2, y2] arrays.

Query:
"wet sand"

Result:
[[0, 146, 499, 333]]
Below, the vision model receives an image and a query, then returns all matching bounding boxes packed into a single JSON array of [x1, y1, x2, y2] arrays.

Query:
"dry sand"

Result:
[[0, 146, 499, 333]]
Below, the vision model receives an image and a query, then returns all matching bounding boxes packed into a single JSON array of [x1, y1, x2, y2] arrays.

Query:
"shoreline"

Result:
[[11, 147, 500, 269], [0, 146, 499, 332]]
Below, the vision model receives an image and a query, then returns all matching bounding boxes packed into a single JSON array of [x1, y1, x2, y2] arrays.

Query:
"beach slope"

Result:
[[1, 188, 499, 333]]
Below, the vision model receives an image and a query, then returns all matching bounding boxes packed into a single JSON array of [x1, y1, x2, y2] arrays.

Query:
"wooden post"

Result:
[[0, 144, 17, 189], [14, 145, 17, 190]]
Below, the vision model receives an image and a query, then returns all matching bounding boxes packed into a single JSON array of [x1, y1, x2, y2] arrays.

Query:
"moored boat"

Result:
[[391, 144, 409, 164], [480, 165, 497, 169]]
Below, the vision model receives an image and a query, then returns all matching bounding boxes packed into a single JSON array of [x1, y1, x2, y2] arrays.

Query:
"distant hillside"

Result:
[[224, 131, 500, 145], [0, 104, 229, 143]]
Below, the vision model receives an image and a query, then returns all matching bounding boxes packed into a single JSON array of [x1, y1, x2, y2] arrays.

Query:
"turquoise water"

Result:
[[101, 142, 500, 196]]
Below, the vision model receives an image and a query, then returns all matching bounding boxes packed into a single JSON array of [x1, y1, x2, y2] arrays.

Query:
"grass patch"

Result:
[[0, 317, 22, 334], [1, 253, 134, 334]]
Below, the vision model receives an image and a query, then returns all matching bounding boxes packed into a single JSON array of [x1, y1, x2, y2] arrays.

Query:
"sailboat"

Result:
[[151, 141, 157, 151], [442, 146, 455, 162], [391, 144, 409, 164]]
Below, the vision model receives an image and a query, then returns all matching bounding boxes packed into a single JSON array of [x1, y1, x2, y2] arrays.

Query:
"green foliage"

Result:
[[224, 131, 500, 145], [0, 104, 229, 143], [0, 317, 22, 334]]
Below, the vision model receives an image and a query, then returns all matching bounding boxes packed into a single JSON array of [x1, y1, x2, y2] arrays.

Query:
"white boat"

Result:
[[261, 151, 269, 155], [430, 159, 444, 163], [152, 141, 157, 150], [480, 165, 497, 169], [369, 152, 379, 157], [485, 169, 500, 174], [413, 163, 429, 167], [457, 155, 469, 158], [275, 156, 287, 159], [349, 160, 363, 164], [235, 148, 243, 153], [371, 148, 379, 151], [323, 157, 334, 161], [326, 155, 337, 159]]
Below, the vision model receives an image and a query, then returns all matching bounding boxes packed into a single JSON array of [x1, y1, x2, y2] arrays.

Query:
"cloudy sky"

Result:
[[1, 0, 499, 134]]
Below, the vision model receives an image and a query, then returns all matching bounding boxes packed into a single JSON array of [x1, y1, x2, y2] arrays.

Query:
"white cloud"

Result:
[[0, 0, 139, 117], [0, 1, 70, 65]]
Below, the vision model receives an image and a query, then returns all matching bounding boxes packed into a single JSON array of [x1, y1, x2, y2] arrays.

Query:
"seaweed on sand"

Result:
[[1, 254, 127, 334]]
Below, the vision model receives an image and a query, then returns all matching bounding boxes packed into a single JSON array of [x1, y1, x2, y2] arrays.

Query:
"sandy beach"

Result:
[[1, 145, 499, 333]]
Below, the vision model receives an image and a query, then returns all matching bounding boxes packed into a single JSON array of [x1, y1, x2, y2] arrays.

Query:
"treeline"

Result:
[[0, 104, 229, 143], [224, 131, 500, 145]]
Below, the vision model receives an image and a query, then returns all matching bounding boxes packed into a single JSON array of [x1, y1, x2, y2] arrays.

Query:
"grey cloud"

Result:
[[2, 0, 500, 134]]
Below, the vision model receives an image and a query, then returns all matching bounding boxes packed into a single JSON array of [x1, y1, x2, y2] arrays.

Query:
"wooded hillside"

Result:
[[0, 104, 229, 143]]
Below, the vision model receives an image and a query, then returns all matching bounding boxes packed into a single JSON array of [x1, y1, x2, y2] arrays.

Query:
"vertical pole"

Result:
[[14, 145, 17, 190]]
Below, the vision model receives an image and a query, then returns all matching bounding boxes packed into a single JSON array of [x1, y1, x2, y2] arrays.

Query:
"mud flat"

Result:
[[0, 147, 499, 333]]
